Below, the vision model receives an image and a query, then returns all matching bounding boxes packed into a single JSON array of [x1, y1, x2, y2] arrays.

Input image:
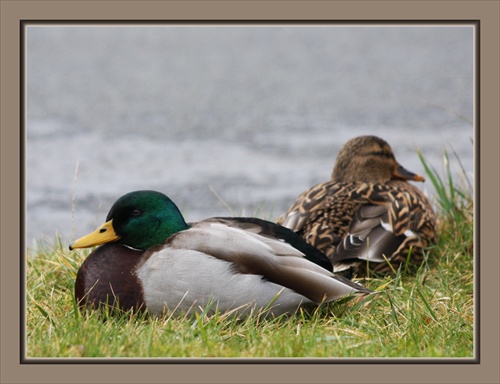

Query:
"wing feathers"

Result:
[[166, 220, 371, 303]]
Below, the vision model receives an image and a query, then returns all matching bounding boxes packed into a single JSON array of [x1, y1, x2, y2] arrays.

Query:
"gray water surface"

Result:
[[26, 25, 474, 249]]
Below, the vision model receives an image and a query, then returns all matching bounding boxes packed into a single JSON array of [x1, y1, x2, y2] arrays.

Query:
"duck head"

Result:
[[69, 190, 190, 251], [331, 135, 425, 183]]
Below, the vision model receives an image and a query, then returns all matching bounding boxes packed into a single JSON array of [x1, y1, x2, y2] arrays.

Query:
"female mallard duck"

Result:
[[277, 135, 437, 276], [69, 190, 371, 318]]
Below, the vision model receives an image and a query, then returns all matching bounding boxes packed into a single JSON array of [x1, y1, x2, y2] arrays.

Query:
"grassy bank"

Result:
[[25, 151, 474, 359]]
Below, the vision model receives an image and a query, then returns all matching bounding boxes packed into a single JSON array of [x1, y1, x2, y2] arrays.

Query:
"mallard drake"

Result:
[[69, 190, 372, 318], [277, 135, 437, 276]]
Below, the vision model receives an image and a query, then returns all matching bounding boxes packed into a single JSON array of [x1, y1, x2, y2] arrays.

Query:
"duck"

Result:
[[277, 135, 437, 276], [69, 190, 372, 318]]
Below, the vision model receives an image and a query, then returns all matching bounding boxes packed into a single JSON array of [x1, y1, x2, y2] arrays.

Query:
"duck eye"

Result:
[[132, 209, 142, 216]]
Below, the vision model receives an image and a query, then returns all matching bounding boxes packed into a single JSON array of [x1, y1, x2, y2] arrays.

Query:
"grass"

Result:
[[25, 149, 474, 359]]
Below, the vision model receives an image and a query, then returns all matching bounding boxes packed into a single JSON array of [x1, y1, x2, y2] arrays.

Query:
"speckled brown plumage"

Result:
[[277, 136, 437, 276]]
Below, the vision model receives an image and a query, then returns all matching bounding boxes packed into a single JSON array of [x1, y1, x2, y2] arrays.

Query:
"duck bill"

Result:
[[69, 220, 120, 250], [392, 164, 425, 182]]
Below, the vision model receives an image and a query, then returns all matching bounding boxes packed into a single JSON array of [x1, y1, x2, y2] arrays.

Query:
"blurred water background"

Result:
[[26, 25, 474, 249]]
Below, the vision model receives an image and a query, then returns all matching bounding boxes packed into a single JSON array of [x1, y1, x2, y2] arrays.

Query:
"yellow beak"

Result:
[[69, 220, 120, 250]]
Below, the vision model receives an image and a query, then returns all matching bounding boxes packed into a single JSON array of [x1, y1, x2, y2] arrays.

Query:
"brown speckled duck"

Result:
[[277, 135, 437, 276]]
